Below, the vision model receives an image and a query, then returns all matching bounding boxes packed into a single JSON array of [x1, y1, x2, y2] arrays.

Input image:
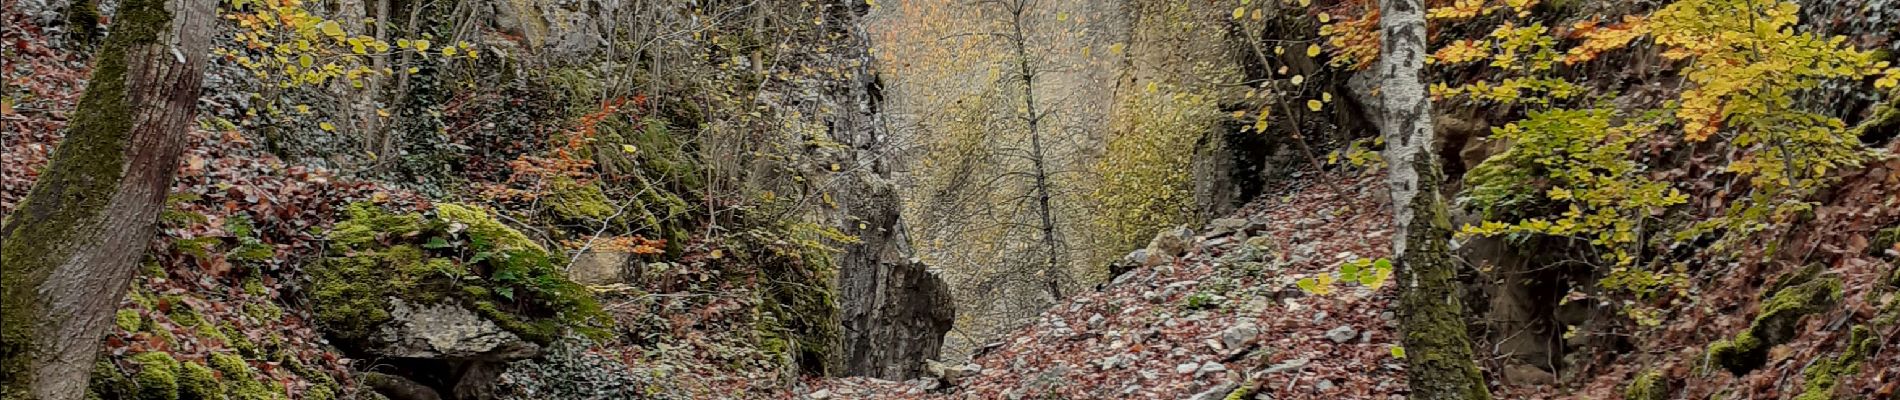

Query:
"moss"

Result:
[[177, 360, 222, 400], [169, 304, 203, 328], [1794, 325, 1879, 400], [150, 328, 175, 347], [118, 309, 144, 332], [208, 353, 282, 400], [90, 359, 138, 400], [747, 228, 843, 376], [436, 203, 544, 252], [195, 323, 228, 346], [1625, 370, 1668, 400], [311, 203, 610, 345], [326, 204, 424, 249], [130, 352, 181, 400], [1872, 226, 1899, 259], [1709, 271, 1843, 375], [544, 177, 616, 221], [221, 324, 257, 357], [241, 302, 283, 321], [128, 288, 158, 310], [241, 277, 267, 297]]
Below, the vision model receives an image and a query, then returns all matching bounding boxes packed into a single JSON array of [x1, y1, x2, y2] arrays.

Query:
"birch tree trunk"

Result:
[[1372, 0, 1492, 399], [0, 0, 215, 396]]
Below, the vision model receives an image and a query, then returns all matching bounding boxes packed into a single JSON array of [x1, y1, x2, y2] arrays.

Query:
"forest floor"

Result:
[[803, 173, 1413, 399]]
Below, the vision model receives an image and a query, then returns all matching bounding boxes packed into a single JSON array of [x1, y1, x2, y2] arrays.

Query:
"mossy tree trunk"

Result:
[[0, 0, 214, 396], [1372, 0, 1492, 399]]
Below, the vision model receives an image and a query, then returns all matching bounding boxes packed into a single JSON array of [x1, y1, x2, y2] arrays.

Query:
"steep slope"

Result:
[[810, 172, 1410, 399], [3, 0, 953, 398]]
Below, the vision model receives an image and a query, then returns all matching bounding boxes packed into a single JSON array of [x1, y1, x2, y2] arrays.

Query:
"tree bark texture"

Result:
[[0, 0, 214, 396], [1373, 0, 1492, 399]]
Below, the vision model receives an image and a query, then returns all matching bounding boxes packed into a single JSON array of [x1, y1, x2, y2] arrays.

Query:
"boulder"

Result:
[[1220, 321, 1260, 350], [1146, 225, 1196, 258], [566, 250, 630, 286], [925, 360, 981, 382], [1205, 218, 1250, 237], [374, 299, 541, 361], [1324, 325, 1358, 344]]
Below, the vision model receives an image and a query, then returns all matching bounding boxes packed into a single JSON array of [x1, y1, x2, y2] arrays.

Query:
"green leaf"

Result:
[[1390, 345, 1406, 358], [422, 237, 452, 249]]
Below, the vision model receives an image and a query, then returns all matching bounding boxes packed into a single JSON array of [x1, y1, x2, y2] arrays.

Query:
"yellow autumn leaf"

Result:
[[318, 21, 344, 38], [1322, 92, 1334, 102], [1291, 75, 1305, 85], [1307, 99, 1324, 111], [1307, 43, 1322, 57], [1233, 7, 1246, 19], [319, 122, 336, 131]]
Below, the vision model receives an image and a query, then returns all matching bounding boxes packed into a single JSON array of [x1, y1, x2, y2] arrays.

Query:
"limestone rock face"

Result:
[[375, 299, 541, 361], [841, 256, 955, 379], [777, 1, 953, 380]]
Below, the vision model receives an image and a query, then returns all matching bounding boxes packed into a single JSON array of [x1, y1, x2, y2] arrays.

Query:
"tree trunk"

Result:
[[0, 0, 214, 396], [1005, 0, 1064, 301], [1372, 0, 1492, 399]]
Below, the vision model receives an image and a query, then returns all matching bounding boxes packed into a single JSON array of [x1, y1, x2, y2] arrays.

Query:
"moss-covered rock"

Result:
[[1794, 325, 1879, 400], [1624, 369, 1668, 400], [544, 177, 615, 222], [1872, 225, 1899, 259], [310, 203, 610, 348], [741, 223, 845, 377], [1708, 267, 1843, 375]]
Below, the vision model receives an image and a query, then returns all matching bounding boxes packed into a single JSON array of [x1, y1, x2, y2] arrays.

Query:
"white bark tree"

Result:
[[1373, 0, 1492, 399]]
